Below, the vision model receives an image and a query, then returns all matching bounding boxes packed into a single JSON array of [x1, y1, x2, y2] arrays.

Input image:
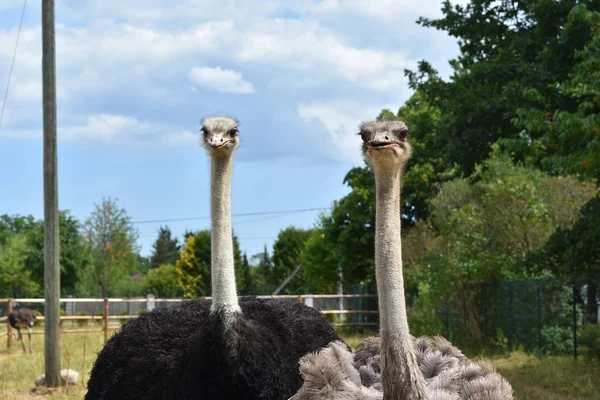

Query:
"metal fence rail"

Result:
[[0, 294, 379, 348]]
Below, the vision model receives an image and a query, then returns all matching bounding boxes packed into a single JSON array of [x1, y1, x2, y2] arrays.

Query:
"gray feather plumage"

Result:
[[290, 336, 513, 400]]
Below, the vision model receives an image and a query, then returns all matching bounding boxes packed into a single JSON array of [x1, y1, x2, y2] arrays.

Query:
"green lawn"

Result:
[[491, 351, 600, 400], [0, 326, 597, 399]]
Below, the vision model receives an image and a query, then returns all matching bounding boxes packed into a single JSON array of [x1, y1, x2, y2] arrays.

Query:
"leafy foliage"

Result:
[[142, 264, 183, 298], [506, 4, 600, 179], [406, 150, 594, 343], [175, 230, 243, 298], [82, 197, 140, 297], [270, 227, 313, 294], [239, 252, 253, 294], [0, 234, 40, 297], [0, 211, 92, 296], [149, 226, 180, 269], [406, 0, 600, 177]]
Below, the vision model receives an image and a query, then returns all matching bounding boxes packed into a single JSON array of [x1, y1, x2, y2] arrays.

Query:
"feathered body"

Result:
[[292, 336, 513, 400], [85, 117, 342, 400], [8, 308, 36, 329], [289, 120, 514, 400], [86, 298, 341, 400], [9, 307, 36, 353]]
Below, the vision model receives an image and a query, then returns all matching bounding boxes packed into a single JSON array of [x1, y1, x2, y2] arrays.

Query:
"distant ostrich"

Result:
[[291, 120, 513, 400], [85, 117, 342, 400], [9, 307, 37, 353]]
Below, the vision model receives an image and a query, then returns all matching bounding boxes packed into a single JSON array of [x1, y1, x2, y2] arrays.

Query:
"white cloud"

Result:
[[235, 20, 415, 90], [189, 66, 255, 94], [0, 0, 459, 156], [61, 114, 198, 148], [297, 101, 395, 164], [1, 114, 198, 149], [303, 0, 470, 20]]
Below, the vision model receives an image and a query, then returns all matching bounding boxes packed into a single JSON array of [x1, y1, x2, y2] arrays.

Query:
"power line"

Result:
[[0, 0, 27, 130], [131, 206, 329, 225]]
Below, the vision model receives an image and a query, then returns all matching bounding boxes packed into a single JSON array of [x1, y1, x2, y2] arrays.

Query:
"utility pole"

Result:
[[42, 0, 61, 387]]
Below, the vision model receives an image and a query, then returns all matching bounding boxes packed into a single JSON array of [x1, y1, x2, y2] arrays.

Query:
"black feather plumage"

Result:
[[85, 297, 342, 400]]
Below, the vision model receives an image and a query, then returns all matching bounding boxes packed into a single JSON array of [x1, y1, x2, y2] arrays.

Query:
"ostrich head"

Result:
[[201, 117, 240, 157], [359, 120, 412, 170]]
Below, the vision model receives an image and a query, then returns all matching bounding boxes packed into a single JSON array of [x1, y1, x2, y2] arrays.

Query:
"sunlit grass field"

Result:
[[1, 325, 598, 399]]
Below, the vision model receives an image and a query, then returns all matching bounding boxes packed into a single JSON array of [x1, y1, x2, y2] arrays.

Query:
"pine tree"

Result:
[[240, 251, 253, 294], [150, 226, 180, 269]]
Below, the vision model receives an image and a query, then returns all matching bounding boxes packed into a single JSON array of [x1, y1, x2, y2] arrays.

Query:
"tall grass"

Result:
[[0, 325, 105, 399]]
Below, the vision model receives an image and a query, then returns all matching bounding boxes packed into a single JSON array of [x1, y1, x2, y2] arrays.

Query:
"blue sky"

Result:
[[0, 0, 462, 259]]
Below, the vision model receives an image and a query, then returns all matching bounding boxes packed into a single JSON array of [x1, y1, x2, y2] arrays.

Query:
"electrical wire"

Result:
[[131, 206, 329, 225], [0, 0, 27, 130]]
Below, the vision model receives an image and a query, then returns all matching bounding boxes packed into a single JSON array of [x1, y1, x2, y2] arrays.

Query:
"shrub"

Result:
[[579, 323, 600, 361]]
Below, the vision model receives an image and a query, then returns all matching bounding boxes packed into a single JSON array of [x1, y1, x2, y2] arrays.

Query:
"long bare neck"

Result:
[[374, 166, 427, 400], [210, 155, 240, 314]]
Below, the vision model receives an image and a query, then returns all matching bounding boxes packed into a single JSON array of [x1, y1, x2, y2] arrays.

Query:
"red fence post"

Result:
[[103, 298, 109, 343]]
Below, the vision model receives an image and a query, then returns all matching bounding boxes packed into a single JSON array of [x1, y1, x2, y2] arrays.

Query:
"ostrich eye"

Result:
[[228, 128, 239, 137], [396, 129, 408, 140], [200, 127, 207, 135], [359, 131, 368, 142]]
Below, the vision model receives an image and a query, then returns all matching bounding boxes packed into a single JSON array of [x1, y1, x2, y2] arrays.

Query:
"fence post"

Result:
[[103, 298, 109, 343], [147, 294, 155, 312], [572, 279, 578, 359], [297, 295, 303, 304], [482, 283, 488, 343], [537, 283, 542, 357], [7, 298, 13, 348], [305, 295, 314, 308], [507, 282, 513, 351], [444, 300, 449, 338]]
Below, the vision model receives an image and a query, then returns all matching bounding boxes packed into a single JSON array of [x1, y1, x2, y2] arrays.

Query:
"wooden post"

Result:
[[103, 298, 109, 343], [42, 0, 61, 387], [7, 298, 13, 348], [297, 295, 302, 304]]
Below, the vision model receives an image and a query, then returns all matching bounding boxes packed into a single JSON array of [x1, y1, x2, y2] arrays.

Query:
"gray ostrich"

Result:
[[291, 120, 513, 400], [9, 307, 37, 353], [85, 117, 343, 400]]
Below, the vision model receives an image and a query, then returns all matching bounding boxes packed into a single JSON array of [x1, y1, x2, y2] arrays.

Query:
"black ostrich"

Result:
[[85, 117, 342, 400], [9, 307, 37, 353]]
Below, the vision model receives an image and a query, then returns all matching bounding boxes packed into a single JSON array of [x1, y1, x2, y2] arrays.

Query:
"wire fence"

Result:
[[438, 277, 599, 359], [2, 278, 597, 358]]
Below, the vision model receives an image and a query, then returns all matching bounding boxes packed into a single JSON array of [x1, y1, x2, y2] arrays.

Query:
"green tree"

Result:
[[175, 230, 243, 298], [527, 194, 600, 321], [0, 211, 92, 296], [406, 149, 595, 343], [0, 214, 37, 245], [25, 211, 93, 296], [250, 245, 276, 294], [406, 0, 600, 176], [149, 226, 180, 269], [507, 4, 600, 180], [82, 197, 140, 297], [0, 234, 40, 297], [271, 227, 313, 294], [142, 264, 183, 297], [300, 229, 338, 293], [240, 252, 253, 294], [318, 167, 376, 288]]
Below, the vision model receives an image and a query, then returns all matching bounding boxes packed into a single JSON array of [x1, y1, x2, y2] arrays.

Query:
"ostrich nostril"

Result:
[[385, 136, 389, 140], [220, 138, 223, 143]]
